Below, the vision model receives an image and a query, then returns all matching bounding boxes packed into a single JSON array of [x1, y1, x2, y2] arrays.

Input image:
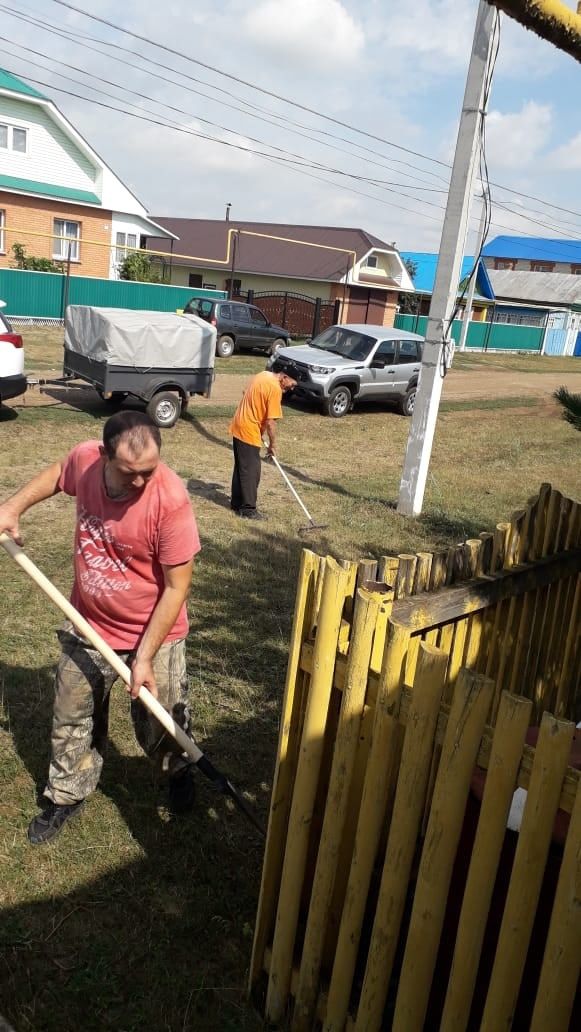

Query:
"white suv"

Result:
[[0, 302, 26, 406], [268, 324, 424, 417]]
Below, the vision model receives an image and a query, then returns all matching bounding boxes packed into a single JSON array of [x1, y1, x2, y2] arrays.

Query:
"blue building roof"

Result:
[[482, 235, 581, 264], [400, 251, 495, 300]]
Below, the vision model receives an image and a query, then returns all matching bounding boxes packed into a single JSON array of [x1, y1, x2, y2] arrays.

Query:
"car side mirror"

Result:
[[371, 358, 386, 369]]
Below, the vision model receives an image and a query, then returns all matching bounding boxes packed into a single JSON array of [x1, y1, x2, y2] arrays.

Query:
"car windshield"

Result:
[[310, 326, 377, 361]]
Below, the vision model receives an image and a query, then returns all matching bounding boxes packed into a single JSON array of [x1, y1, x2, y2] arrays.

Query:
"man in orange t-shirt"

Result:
[[229, 369, 296, 519]]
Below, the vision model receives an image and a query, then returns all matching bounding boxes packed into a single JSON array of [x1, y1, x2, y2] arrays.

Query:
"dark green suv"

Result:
[[184, 298, 290, 358]]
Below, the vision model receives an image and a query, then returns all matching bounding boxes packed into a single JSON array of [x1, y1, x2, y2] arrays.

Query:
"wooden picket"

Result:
[[250, 485, 581, 1031]]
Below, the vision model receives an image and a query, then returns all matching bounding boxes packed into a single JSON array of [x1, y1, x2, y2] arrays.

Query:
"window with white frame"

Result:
[[115, 231, 138, 261], [0, 210, 5, 253], [0, 124, 28, 153], [53, 219, 80, 261], [364, 255, 378, 268]]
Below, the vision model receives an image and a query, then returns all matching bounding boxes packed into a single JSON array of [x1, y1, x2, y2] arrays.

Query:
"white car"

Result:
[[0, 302, 26, 406]]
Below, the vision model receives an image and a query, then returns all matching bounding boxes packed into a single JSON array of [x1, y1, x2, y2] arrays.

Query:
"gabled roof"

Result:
[[0, 69, 46, 100], [147, 218, 398, 282], [482, 235, 581, 265], [400, 251, 495, 300], [488, 269, 581, 306]]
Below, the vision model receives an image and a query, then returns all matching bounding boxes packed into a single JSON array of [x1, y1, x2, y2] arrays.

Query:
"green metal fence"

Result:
[[0, 268, 226, 320], [394, 313, 545, 352]]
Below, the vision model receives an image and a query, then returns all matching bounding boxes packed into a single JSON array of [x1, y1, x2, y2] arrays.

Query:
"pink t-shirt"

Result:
[[58, 440, 200, 649]]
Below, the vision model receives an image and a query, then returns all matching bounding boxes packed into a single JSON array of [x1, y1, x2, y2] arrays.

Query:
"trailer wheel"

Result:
[[146, 391, 181, 428]]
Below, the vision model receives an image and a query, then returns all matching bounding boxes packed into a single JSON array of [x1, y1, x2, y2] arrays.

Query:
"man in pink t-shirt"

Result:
[[0, 410, 201, 845]]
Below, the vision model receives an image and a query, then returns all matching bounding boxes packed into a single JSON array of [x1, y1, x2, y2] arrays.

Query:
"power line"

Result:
[[0, 2, 452, 192], [44, 0, 581, 224]]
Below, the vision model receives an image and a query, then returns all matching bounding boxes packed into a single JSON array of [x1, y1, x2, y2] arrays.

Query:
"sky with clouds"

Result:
[[2, 0, 580, 253]]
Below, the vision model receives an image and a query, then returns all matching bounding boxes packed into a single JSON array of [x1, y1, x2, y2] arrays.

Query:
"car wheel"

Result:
[[146, 391, 181, 428], [269, 337, 287, 355], [400, 385, 417, 416], [216, 335, 235, 358], [324, 385, 352, 418]]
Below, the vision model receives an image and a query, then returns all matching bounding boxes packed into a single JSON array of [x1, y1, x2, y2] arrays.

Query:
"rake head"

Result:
[[298, 522, 329, 535]]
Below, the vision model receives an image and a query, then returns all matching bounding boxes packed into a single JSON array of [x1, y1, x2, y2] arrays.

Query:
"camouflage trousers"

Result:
[[45, 623, 192, 806]]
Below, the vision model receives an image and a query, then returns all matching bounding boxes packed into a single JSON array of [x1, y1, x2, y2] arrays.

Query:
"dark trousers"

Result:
[[231, 437, 261, 514]]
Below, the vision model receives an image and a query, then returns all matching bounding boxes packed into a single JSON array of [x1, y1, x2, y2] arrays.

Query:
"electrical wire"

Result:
[[4, 0, 581, 235], [42, 0, 581, 225], [0, 2, 453, 192]]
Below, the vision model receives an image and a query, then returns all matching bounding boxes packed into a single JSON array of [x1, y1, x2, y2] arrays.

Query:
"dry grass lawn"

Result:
[[0, 328, 580, 1030]]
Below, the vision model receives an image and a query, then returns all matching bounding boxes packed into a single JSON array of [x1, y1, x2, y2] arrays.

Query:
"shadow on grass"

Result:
[[0, 527, 313, 1032]]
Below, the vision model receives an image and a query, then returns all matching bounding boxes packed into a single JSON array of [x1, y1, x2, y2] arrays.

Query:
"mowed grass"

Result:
[[1, 331, 580, 1031]]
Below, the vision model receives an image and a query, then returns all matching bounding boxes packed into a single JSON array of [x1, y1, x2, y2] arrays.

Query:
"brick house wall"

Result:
[[0, 193, 112, 277]]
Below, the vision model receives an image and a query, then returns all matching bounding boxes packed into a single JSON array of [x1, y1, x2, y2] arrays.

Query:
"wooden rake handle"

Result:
[[0, 531, 203, 764]]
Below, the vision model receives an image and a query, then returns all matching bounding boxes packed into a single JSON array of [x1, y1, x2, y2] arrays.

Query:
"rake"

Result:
[[269, 453, 328, 534], [0, 532, 264, 838]]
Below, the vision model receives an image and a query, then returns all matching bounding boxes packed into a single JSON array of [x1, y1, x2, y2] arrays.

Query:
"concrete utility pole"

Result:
[[397, 0, 496, 516], [458, 195, 488, 352]]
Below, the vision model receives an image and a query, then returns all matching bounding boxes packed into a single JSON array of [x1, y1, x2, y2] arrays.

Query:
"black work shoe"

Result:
[[27, 800, 85, 846], [168, 765, 196, 815], [237, 509, 266, 521]]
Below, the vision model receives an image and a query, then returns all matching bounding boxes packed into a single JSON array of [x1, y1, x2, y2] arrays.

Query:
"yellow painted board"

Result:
[[392, 668, 494, 1032], [440, 692, 532, 1031], [355, 644, 448, 1032], [480, 712, 575, 1032]]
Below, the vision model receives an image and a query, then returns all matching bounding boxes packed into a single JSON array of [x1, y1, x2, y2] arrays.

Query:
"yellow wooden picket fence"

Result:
[[250, 483, 580, 1031]]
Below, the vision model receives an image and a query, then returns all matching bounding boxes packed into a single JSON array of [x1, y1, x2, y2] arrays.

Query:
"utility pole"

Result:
[[397, 0, 496, 516], [458, 195, 487, 352]]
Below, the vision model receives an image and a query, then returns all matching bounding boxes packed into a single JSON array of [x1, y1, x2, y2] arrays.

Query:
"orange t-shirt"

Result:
[[229, 370, 283, 448]]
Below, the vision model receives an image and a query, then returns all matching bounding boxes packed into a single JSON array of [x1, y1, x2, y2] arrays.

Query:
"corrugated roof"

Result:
[[489, 269, 581, 306], [400, 251, 495, 300], [482, 234, 581, 265], [0, 68, 46, 100], [146, 218, 397, 282], [0, 174, 100, 205]]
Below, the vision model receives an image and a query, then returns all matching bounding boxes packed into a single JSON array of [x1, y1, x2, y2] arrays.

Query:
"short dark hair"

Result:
[[102, 411, 162, 459]]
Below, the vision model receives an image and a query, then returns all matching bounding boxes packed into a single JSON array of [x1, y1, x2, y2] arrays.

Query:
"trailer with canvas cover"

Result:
[[55, 306, 217, 427]]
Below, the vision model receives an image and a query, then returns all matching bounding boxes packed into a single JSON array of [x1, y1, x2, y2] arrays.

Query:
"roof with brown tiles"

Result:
[[146, 218, 397, 282]]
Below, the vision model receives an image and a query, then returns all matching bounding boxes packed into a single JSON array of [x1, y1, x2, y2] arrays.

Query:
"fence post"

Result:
[[312, 297, 322, 338], [247, 288, 254, 304], [333, 298, 341, 325], [61, 240, 72, 322], [282, 292, 288, 328]]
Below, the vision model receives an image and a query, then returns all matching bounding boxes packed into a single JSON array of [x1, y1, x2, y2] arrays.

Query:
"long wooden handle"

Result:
[[0, 531, 203, 764], [270, 454, 314, 523]]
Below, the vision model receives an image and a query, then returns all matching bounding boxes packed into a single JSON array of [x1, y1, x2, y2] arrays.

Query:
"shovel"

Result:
[[0, 532, 264, 837], [268, 452, 328, 534]]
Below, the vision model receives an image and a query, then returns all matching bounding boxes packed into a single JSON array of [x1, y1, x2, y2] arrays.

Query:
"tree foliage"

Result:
[[119, 252, 161, 282], [554, 386, 581, 432], [11, 242, 63, 273], [399, 258, 421, 315]]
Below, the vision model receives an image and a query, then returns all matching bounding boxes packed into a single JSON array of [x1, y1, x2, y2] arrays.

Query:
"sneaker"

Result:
[[168, 765, 196, 815], [27, 800, 85, 846]]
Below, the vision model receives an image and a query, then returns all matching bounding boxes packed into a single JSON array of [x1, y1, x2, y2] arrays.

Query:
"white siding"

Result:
[[0, 96, 99, 194]]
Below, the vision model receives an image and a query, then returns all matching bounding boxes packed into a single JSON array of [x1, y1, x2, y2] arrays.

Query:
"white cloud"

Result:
[[486, 101, 552, 169], [549, 131, 581, 171], [241, 0, 365, 68]]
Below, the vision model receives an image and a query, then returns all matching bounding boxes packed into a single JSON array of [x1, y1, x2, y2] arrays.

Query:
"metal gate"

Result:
[[245, 291, 340, 337]]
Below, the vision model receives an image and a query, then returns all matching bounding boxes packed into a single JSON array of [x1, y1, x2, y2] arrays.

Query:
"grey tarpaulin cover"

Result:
[[64, 307, 217, 369]]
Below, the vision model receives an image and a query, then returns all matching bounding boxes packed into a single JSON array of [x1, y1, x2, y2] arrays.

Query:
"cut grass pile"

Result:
[[0, 330, 580, 1030]]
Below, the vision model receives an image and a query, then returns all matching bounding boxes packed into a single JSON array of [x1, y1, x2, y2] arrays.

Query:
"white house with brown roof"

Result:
[[145, 218, 414, 327]]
